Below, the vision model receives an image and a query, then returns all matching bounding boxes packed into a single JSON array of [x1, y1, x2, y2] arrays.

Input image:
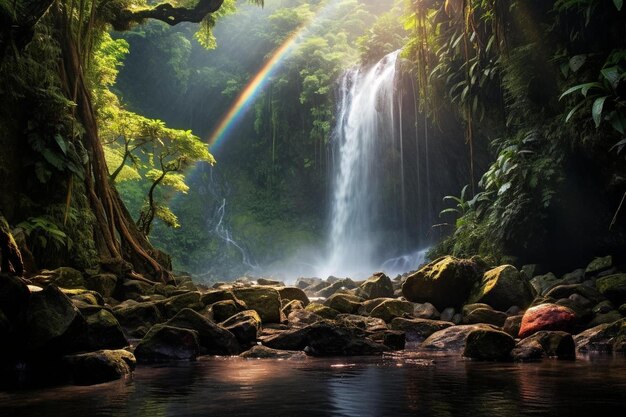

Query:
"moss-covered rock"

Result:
[[324, 293, 362, 314], [314, 278, 357, 298], [585, 256, 612, 276], [287, 309, 324, 328], [356, 272, 394, 300], [369, 299, 413, 322], [401, 256, 480, 309], [63, 349, 135, 385], [463, 307, 508, 327], [162, 291, 203, 318], [166, 308, 239, 355], [468, 265, 534, 310], [277, 287, 309, 306], [233, 287, 282, 323], [530, 273, 559, 295], [305, 302, 340, 319], [596, 274, 626, 305], [25, 285, 86, 354], [220, 310, 262, 348], [84, 273, 118, 298], [390, 317, 453, 341], [134, 324, 200, 362], [463, 328, 515, 361], [113, 300, 163, 338], [210, 299, 246, 323], [84, 308, 128, 350], [46, 267, 85, 289]]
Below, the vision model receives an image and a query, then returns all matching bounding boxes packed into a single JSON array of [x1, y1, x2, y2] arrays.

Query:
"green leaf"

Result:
[[601, 66, 621, 89], [54, 134, 67, 155], [565, 101, 586, 123], [592, 96, 607, 128], [614, 0, 623, 11], [560, 82, 600, 99], [498, 182, 512, 195], [569, 55, 586, 73]]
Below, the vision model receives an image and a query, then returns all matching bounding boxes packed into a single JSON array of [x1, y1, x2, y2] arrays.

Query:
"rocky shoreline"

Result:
[[1, 255, 625, 389]]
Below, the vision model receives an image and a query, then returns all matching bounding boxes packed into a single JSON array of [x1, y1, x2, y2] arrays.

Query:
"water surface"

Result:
[[2, 354, 625, 416]]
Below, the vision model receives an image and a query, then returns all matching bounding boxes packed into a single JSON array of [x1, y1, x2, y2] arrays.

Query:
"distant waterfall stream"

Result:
[[322, 50, 429, 278]]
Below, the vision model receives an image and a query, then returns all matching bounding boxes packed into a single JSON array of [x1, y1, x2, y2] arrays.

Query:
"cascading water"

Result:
[[321, 50, 430, 278]]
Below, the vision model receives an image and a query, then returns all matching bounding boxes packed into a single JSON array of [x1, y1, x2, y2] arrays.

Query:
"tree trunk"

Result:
[[57, 22, 168, 282]]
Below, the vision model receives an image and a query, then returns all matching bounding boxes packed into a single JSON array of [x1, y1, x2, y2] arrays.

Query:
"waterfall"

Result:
[[320, 50, 424, 278]]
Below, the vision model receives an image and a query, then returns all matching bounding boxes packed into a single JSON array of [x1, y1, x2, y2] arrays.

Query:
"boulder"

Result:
[[257, 278, 284, 286], [84, 273, 118, 298], [356, 272, 394, 300], [324, 293, 362, 314], [503, 315, 523, 337], [530, 273, 559, 296], [295, 277, 323, 290], [413, 302, 441, 320], [240, 345, 306, 360], [369, 330, 406, 351], [463, 307, 507, 327], [336, 314, 387, 332], [113, 301, 163, 338], [25, 285, 86, 354], [587, 310, 622, 328], [210, 300, 246, 323], [166, 308, 239, 355], [516, 331, 575, 359], [262, 321, 386, 356], [518, 304, 577, 338], [233, 287, 282, 323], [117, 280, 154, 301], [369, 299, 413, 322], [277, 287, 309, 306], [468, 265, 534, 310], [596, 274, 626, 305], [545, 284, 603, 304], [162, 292, 203, 318], [305, 303, 340, 319], [282, 299, 304, 317], [401, 256, 480, 309], [63, 349, 135, 385], [463, 329, 515, 361], [574, 318, 626, 352], [511, 339, 545, 362], [201, 289, 245, 306], [287, 309, 324, 328], [47, 267, 85, 289], [440, 307, 455, 322], [585, 256, 612, 276], [420, 324, 498, 353], [83, 308, 128, 350], [314, 278, 357, 298], [361, 298, 392, 314], [220, 310, 262, 348], [134, 325, 200, 362], [390, 317, 453, 341]]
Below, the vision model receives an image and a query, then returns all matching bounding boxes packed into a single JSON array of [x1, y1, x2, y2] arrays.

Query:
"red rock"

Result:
[[518, 304, 576, 338]]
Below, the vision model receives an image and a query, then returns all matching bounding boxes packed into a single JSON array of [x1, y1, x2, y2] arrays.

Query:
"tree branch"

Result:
[[110, 0, 225, 30]]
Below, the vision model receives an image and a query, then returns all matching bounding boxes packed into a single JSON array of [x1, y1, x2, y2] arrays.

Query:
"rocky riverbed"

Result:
[[1, 255, 625, 389]]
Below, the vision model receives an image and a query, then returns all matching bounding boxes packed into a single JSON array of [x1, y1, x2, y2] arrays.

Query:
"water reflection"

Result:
[[1, 355, 626, 416]]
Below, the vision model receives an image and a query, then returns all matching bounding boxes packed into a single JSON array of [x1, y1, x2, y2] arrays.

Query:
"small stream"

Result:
[[2, 354, 625, 416]]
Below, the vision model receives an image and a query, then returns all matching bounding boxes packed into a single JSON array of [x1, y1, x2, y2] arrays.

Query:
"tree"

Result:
[[0, 0, 248, 281]]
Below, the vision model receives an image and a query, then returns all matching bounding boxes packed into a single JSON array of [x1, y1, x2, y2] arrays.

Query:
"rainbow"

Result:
[[207, 1, 338, 150]]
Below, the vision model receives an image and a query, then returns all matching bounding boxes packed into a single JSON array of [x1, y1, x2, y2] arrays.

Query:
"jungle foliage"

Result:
[[404, 0, 626, 266]]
